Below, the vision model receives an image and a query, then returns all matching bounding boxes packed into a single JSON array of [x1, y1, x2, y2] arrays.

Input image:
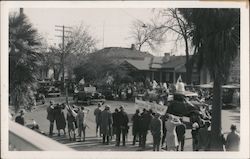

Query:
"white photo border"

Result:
[[1, 1, 249, 159]]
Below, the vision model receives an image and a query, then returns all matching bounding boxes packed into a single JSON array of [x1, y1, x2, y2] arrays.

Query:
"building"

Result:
[[122, 53, 203, 84]]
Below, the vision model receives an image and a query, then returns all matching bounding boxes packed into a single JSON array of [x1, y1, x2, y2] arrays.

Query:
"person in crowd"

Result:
[[176, 76, 185, 92], [190, 113, 203, 127], [165, 114, 181, 151], [150, 113, 162, 151], [54, 103, 66, 136], [15, 109, 25, 125], [176, 117, 186, 151], [132, 109, 141, 146], [160, 112, 168, 149], [116, 106, 129, 146], [76, 106, 86, 142], [47, 100, 55, 136], [225, 124, 240, 151], [198, 120, 211, 151], [100, 105, 113, 145], [191, 122, 200, 151], [66, 106, 77, 141], [139, 108, 153, 149], [112, 108, 119, 141], [94, 103, 102, 137]]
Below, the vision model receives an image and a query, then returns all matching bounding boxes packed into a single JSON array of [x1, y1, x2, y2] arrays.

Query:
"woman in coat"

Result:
[[54, 104, 66, 136], [165, 114, 181, 151]]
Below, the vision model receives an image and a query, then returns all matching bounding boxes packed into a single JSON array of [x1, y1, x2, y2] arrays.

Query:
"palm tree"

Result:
[[9, 11, 42, 112], [179, 8, 240, 150]]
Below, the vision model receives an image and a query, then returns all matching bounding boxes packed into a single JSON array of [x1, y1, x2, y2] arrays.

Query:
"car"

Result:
[[73, 86, 105, 105], [35, 92, 45, 104], [47, 86, 61, 97], [166, 91, 211, 117]]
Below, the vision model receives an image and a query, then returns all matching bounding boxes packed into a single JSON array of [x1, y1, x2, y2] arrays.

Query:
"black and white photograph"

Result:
[[1, 1, 249, 159]]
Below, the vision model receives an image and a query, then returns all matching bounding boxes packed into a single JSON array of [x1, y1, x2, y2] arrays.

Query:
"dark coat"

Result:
[[15, 115, 24, 125], [140, 111, 152, 132], [176, 123, 186, 141], [100, 110, 113, 135], [112, 112, 119, 128], [47, 106, 55, 122], [132, 113, 141, 135], [150, 117, 162, 136], [117, 111, 129, 133], [54, 106, 66, 130], [94, 108, 102, 124]]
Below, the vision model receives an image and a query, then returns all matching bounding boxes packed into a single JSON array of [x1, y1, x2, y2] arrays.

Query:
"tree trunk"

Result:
[[210, 72, 224, 151], [185, 61, 193, 85], [184, 37, 192, 84]]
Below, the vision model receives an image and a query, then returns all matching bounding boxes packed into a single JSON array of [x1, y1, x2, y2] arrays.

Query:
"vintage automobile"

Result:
[[73, 86, 105, 105], [34, 92, 45, 104], [46, 86, 61, 97], [166, 91, 211, 117]]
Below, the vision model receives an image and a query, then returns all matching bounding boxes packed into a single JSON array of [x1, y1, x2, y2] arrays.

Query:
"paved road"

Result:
[[24, 96, 240, 151]]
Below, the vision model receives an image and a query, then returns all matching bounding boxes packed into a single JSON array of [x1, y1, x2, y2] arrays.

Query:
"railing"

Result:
[[9, 120, 74, 151]]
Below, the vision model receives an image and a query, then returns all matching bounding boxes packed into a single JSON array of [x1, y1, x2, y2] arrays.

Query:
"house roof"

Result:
[[125, 58, 151, 70], [124, 55, 187, 72], [91, 47, 153, 60]]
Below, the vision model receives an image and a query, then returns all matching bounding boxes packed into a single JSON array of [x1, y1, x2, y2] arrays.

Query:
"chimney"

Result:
[[131, 44, 136, 50], [20, 8, 24, 15], [163, 53, 170, 62]]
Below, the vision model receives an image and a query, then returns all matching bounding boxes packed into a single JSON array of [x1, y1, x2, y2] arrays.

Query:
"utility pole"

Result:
[[55, 25, 72, 104]]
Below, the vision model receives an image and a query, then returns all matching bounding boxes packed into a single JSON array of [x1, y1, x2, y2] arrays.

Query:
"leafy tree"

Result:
[[9, 12, 42, 112], [73, 54, 132, 87], [179, 8, 240, 150], [46, 23, 98, 81]]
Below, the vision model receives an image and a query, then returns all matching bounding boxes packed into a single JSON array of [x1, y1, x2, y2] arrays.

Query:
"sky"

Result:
[[10, 8, 185, 56]]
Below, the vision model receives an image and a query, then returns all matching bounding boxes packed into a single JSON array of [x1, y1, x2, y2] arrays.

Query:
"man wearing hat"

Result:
[[94, 103, 102, 137], [225, 124, 240, 151], [191, 122, 199, 151], [116, 106, 129, 146], [47, 100, 55, 136], [15, 110, 25, 125], [100, 105, 113, 144], [150, 113, 162, 151]]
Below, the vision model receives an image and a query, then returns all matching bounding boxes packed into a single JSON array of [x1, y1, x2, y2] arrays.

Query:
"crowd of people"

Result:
[[36, 100, 240, 151]]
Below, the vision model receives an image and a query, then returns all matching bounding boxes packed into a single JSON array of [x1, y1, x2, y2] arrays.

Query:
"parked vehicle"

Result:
[[34, 92, 45, 104], [166, 91, 211, 117], [73, 86, 105, 105]]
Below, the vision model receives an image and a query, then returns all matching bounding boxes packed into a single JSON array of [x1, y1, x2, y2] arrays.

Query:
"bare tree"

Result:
[[153, 8, 195, 84], [129, 20, 167, 51]]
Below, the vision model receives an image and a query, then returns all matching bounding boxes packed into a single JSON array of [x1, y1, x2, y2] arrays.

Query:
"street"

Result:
[[24, 96, 240, 151]]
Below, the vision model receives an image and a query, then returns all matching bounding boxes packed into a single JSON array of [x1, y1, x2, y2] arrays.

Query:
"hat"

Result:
[[230, 124, 237, 131], [119, 106, 124, 110], [155, 112, 161, 117], [192, 122, 199, 130], [105, 105, 110, 110], [19, 109, 25, 114]]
